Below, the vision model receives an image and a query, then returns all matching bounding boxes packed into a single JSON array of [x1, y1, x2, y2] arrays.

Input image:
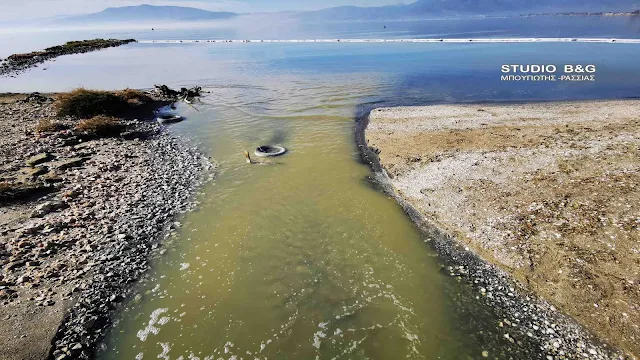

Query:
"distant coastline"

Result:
[[0, 39, 135, 78], [522, 9, 640, 17]]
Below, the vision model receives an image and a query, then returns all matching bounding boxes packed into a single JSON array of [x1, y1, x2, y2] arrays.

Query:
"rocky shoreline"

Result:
[[0, 93, 213, 359], [0, 39, 136, 78], [356, 106, 631, 360]]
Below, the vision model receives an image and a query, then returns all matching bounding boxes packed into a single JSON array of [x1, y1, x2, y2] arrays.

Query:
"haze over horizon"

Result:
[[0, 0, 406, 22], [6, 0, 640, 23]]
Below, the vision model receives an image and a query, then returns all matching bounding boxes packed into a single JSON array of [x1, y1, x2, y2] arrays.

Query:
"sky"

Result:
[[1, 0, 406, 22]]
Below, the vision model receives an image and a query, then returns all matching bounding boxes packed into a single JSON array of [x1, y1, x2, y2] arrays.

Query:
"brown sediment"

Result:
[[362, 100, 640, 358]]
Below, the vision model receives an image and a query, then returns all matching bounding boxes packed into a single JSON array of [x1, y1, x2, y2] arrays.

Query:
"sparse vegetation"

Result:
[[54, 88, 151, 118], [35, 118, 66, 133], [55, 89, 126, 118], [116, 88, 153, 106], [76, 116, 126, 137]]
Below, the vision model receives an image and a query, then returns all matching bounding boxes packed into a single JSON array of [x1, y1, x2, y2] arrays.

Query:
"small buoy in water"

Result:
[[255, 145, 286, 157], [157, 114, 183, 124]]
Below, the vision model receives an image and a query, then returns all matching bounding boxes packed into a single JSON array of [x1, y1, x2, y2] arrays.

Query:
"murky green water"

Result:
[[98, 74, 488, 360], [87, 43, 640, 360]]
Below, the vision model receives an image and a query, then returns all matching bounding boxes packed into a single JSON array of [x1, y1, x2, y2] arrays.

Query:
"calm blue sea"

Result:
[[1, 17, 639, 102], [2, 17, 639, 360]]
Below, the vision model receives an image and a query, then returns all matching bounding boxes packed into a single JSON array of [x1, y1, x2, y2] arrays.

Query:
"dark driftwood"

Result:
[[154, 85, 203, 100]]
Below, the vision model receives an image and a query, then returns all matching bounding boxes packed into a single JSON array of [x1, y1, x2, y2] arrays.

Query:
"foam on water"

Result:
[[124, 263, 425, 359], [157, 342, 171, 360], [136, 308, 170, 342]]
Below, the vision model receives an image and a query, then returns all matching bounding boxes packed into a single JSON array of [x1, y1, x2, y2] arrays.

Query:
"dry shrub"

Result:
[[36, 119, 65, 133], [116, 88, 153, 106], [76, 116, 125, 137], [55, 89, 128, 118], [54, 88, 152, 118]]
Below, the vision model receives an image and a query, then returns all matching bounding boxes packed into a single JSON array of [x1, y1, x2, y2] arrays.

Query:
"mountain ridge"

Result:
[[59, 4, 237, 23], [297, 0, 640, 20], [41, 1, 640, 25]]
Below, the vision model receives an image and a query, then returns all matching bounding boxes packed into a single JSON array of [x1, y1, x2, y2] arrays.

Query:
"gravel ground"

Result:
[[358, 100, 640, 360], [0, 93, 213, 360]]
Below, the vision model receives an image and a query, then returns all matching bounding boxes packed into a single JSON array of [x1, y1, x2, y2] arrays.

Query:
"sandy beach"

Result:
[[364, 100, 640, 357]]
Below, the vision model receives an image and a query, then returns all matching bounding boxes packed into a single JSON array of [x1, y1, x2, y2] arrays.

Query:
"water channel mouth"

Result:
[[89, 42, 640, 360], [99, 90, 533, 360]]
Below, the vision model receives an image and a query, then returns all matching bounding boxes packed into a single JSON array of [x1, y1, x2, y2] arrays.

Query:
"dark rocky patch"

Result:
[[0, 39, 136, 77], [0, 92, 214, 359]]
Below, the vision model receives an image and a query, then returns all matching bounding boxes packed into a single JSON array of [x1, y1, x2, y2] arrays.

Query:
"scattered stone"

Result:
[[0, 288, 17, 299], [20, 92, 51, 104], [5, 259, 27, 271], [47, 157, 87, 170], [42, 171, 64, 183], [30, 200, 68, 218], [26, 153, 52, 166], [0, 181, 51, 203], [0, 91, 212, 360], [16, 275, 31, 284], [120, 130, 151, 140], [20, 166, 48, 178]]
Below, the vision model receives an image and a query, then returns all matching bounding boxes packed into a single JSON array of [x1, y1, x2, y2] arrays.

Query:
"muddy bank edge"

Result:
[[355, 105, 629, 360]]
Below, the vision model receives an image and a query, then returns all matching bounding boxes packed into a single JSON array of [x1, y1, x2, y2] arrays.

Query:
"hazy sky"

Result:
[[2, 0, 406, 22]]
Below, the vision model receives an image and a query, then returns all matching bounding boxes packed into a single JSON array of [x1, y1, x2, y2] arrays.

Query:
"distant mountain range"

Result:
[[298, 0, 640, 20], [43, 1, 640, 25], [59, 4, 237, 23]]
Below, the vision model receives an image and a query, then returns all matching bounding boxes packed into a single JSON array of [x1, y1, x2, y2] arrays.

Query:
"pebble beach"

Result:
[[363, 100, 640, 358], [0, 93, 213, 359]]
